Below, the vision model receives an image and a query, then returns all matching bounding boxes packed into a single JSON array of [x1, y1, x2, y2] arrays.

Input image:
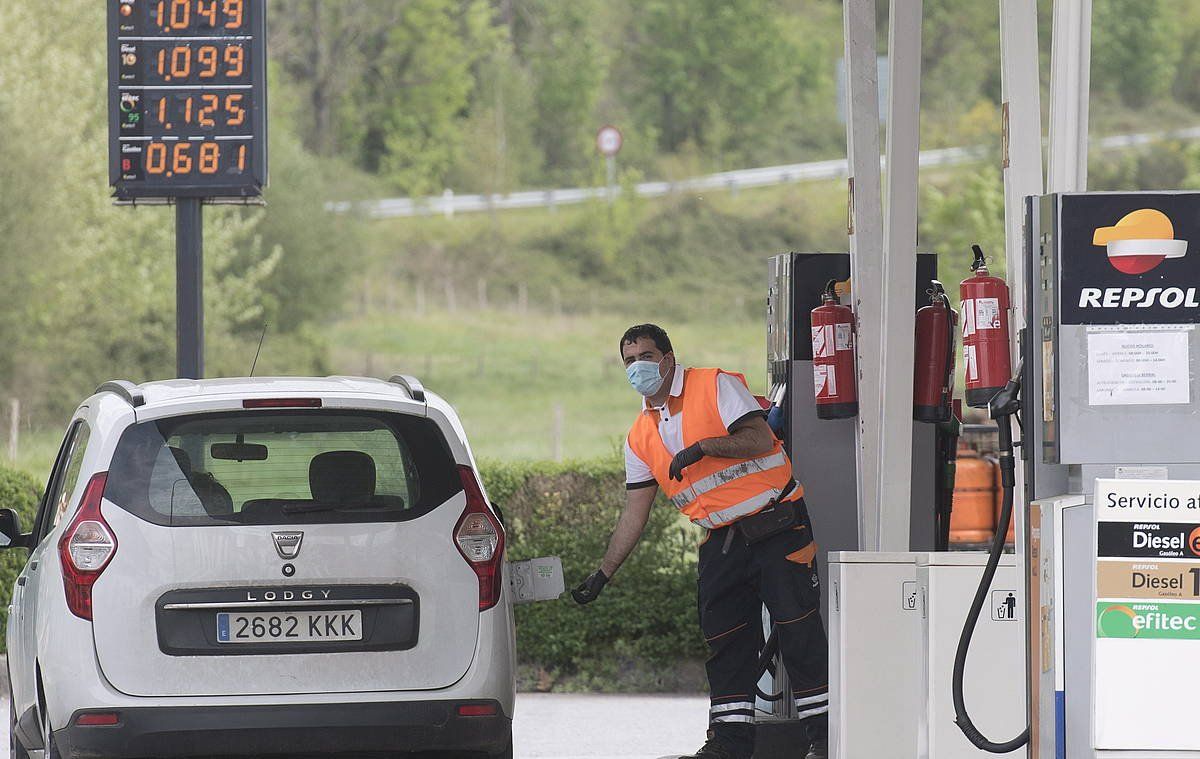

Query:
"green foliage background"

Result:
[[483, 459, 707, 689], [0, 468, 43, 653], [7, 0, 1200, 444]]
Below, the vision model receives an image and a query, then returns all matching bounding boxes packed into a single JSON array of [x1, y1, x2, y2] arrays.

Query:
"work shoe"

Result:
[[681, 731, 753, 759], [804, 735, 829, 759]]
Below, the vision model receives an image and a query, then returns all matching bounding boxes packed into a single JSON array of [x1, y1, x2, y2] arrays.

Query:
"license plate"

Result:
[[216, 610, 363, 644]]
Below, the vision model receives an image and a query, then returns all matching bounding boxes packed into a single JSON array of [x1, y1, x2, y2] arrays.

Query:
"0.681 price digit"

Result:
[[144, 141, 247, 176]]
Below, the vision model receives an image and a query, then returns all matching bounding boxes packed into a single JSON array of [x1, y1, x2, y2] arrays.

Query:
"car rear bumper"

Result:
[[55, 700, 511, 758]]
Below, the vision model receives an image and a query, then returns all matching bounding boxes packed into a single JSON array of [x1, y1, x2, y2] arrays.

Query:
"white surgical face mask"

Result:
[[627, 357, 668, 396]]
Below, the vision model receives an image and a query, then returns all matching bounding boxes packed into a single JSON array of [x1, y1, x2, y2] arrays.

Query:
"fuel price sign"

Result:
[[108, 0, 267, 199]]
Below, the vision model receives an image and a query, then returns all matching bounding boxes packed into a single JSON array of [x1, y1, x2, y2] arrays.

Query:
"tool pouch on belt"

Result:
[[736, 500, 798, 544]]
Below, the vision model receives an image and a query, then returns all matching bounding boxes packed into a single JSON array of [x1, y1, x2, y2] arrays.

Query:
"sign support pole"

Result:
[[176, 198, 204, 379]]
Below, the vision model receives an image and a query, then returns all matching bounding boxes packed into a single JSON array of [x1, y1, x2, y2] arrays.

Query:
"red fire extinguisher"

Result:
[[811, 279, 858, 419], [960, 245, 1011, 409], [913, 280, 957, 423]]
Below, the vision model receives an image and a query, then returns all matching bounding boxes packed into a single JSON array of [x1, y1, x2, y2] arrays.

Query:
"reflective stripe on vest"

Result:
[[669, 450, 789, 510], [692, 487, 786, 529]]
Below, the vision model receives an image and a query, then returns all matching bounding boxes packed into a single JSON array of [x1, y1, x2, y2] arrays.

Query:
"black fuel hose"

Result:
[[951, 381, 1029, 753], [754, 625, 785, 701]]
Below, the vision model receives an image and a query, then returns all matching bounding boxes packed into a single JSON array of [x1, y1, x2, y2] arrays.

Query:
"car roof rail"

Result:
[[387, 374, 426, 402], [95, 380, 146, 408]]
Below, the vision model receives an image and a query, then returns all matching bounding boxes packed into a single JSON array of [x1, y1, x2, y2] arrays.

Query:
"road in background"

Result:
[[1, 694, 710, 758], [513, 693, 709, 759], [333, 126, 1200, 219]]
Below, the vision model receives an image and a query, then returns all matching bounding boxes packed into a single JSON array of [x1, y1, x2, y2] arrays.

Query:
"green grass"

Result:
[[4, 427, 64, 482], [4, 311, 766, 473], [330, 309, 767, 461]]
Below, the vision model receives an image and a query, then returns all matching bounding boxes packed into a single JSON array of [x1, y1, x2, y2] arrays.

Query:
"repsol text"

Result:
[[1079, 287, 1200, 309]]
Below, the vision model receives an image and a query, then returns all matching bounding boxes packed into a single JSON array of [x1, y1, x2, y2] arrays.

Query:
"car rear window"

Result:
[[104, 410, 462, 526]]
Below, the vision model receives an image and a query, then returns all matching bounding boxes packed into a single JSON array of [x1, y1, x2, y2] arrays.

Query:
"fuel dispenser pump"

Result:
[[951, 362, 1029, 754], [946, 248, 1031, 753], [810, 280, 858, 419]]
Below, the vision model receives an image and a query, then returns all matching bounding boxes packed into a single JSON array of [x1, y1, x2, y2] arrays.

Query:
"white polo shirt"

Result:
[[624, 367, 766, 489]]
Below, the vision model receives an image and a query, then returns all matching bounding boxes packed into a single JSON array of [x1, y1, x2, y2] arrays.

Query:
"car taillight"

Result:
[[58, 473, 115, 621], [454, 465, 505, 611]]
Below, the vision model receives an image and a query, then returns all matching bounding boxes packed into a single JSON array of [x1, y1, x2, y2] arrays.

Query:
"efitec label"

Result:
[[1097, 601, 1200, 640]]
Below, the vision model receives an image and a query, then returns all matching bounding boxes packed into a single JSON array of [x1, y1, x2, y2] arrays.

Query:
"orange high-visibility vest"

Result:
[[627, 367, 801, 529]]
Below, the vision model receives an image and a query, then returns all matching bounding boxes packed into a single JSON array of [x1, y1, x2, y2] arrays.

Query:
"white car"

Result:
[[2, 376, 561, 759]]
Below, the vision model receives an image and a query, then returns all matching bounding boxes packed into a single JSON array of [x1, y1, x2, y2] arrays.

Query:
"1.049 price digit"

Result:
[[154, 0, 245, 32]]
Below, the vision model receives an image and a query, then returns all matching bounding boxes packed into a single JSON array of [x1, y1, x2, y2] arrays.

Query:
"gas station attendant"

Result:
[[572, 324, 829, 759]]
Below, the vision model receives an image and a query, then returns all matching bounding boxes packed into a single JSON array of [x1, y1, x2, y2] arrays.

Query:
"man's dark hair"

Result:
[[620, 324, 672, 356]]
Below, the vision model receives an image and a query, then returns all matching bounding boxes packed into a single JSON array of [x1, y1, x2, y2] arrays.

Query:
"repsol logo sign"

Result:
[[1057, 194, 1200, 326], [1097, 522, 1200, 559], [1078, 287, 1200, 310]]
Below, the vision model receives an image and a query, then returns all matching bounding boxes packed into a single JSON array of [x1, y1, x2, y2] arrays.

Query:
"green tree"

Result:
[[512, 0, 608, 182], [269, 0, 379, 157], [1092, 0, 1178, 108], [340, 0, 497, 194], [0, 0, 351, 420], [622, 0, 797, 164], [920, 165, 1007, 286]]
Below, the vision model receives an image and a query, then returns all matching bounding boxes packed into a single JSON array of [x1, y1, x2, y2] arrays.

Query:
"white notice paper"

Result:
[[1087, 330, 1190, 406]]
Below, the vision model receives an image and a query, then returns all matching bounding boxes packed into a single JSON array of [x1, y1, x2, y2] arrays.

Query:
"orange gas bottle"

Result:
[[950, 447, 997, 545], [990, 455, 1014, 546]]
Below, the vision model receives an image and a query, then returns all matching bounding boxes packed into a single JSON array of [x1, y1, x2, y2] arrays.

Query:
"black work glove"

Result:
[[571, 569, 609, 605], [669, 442, 706, 481]]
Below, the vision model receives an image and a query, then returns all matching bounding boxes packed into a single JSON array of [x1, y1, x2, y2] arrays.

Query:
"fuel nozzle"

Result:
[[987, 357, 1024, 421], [821, 279, 840, 304], [970, 244, 989, 274], [926, 279, 947, 304]]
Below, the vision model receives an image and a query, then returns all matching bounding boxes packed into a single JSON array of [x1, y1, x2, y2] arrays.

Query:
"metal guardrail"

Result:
[[330, 126, 1200, 220]]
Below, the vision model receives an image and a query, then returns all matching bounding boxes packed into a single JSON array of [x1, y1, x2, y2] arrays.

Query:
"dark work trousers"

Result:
[[697, 497, 828, 754]]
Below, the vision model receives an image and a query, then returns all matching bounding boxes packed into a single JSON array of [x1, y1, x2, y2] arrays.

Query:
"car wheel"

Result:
[[489, 739, 513, 759]]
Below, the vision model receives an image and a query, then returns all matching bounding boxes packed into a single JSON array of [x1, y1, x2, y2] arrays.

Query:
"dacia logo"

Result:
[[272, 531, 304, 560]]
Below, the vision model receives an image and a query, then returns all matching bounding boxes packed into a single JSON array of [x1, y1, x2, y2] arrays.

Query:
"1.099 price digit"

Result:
[[154, 44, 246, 83]]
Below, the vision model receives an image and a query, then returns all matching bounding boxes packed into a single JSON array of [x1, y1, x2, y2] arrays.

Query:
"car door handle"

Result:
[[16, 577, 25, 586], [29, 561, 37, 571]]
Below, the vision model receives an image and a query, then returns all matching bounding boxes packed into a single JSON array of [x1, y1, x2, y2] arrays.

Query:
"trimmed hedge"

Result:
[[481, 458, 708, 688], [0, 466, 43, 653]]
